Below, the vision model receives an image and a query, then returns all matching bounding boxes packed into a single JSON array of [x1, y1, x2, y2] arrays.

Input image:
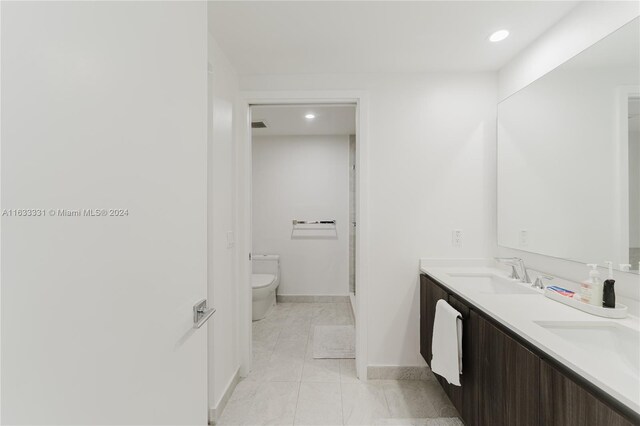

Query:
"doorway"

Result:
[[248, 103, 357, 372], [237, 92, 370, 383]]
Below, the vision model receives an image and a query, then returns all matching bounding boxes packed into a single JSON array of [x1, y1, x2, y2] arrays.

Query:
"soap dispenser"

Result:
[[580, 264, 602, 306], [588, 264, 603, 307], [603, 261, 616, 308]]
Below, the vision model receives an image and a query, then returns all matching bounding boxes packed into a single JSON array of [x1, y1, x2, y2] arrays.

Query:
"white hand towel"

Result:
[[430, 299, 463, 386]]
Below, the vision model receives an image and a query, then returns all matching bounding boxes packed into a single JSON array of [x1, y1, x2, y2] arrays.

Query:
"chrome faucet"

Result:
[[516, 258, 532, 284], [495, 257, 532, 284], [495, 257, 522, 281], [532, 274, 553, 290]]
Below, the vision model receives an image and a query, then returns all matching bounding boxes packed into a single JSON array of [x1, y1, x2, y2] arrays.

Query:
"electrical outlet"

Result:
[[519, 230, 529, 247], [452, 229, 463, 248], [226, 231, 235, 249]]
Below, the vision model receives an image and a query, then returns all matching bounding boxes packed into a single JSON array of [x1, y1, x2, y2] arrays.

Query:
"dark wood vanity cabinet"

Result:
[[476, 312, 540, 426], [419, 273, 638, 426], [420, 274, 479, 425], [540, 361, 635, 426], [444, 295, 478, 426], [419, 273, 448, 365]]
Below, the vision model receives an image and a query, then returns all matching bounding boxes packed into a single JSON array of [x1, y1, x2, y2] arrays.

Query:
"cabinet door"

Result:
[[540, 360, 635, 426], [477, 313, 540, 426], [446, 295, 478, 426], [419, 274, 448, 366]]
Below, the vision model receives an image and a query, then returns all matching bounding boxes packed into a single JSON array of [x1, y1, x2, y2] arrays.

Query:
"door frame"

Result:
[[235, 90, 370, 380], [614, 86, 639, 265]]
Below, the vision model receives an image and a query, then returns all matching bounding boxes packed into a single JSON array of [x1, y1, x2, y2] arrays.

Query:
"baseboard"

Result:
[[208, 367, 240, 425], [277, 294, 349, 303], [367, 365, 435, 380]]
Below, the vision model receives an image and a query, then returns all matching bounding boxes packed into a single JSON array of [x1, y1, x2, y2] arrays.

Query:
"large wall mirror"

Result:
[[498, 17, 640, 274]]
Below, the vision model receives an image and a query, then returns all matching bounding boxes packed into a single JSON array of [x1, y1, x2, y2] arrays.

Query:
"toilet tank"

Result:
[[252, 254, 280, 276]]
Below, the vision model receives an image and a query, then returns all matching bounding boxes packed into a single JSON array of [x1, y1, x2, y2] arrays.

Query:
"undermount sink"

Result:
[[446, 272, 539, 295], [535, 321, 640, 379]]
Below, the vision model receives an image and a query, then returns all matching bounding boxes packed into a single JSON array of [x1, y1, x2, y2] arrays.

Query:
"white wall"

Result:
[[207, 34, 240, 417], [498, 1, 640, 102], [252, 135, 350, 296], [231, 0, 640, 373], [242, 73, 497, 367], [1, 2, 208, 424], [497, 1, 640, 301]]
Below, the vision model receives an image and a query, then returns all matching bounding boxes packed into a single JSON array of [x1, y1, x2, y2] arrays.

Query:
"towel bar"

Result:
[[292, 220, 336, 225]]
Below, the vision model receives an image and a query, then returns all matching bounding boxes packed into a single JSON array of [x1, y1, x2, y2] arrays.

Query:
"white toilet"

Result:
[[252, 254, 280, 321]]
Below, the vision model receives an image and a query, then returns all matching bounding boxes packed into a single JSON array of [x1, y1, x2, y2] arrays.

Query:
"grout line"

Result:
[[339, 373, 345, 425], [380, 381, 392, 420], [292, 381, 302, 426], [297, 302, 317, 425]]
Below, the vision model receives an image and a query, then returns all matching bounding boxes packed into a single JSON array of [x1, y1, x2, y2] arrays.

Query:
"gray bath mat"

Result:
[[313, 325, 355, 359]]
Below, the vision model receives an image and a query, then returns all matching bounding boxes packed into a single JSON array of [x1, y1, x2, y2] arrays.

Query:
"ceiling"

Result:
[[252, 105, 356, 136], [208, 1, 579, 75]]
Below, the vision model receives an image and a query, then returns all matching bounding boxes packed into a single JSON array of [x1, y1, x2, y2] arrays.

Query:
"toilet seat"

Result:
[[252, 273, 276, 289]]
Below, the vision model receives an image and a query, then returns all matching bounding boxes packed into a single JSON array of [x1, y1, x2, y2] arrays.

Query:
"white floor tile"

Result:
[[219, 303, 462, 426], [339, 359, 360, 383], [244, 381, 299, 426], [273, 339, 308, 360], [263, 357, 304, 382], [422, 381, 459, 417], [216, 380, 260, 425], [294, 382, 343, 425], [380, 380, 439, 418], [341, 382, 390, 425], [301, 358, 341, 382]]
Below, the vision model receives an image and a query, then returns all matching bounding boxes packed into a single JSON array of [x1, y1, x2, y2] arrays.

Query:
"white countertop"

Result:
[[420, 260, 640, 416]]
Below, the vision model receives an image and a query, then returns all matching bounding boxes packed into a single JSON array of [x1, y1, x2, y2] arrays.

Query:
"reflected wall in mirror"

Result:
[[498, 17, 640, 274]]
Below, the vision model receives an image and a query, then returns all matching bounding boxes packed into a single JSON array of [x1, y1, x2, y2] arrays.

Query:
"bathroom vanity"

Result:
[[445, 15, 640, 425], [419, 264, 640, 426]]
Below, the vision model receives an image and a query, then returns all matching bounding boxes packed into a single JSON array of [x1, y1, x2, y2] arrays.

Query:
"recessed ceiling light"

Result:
[[305, 113, 315, 119], [489, 30, 509, 42]]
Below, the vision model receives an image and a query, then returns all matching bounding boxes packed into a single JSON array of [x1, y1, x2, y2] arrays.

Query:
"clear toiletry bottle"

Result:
[[579, 264, 600, 305], [587, 264, 602, 307]]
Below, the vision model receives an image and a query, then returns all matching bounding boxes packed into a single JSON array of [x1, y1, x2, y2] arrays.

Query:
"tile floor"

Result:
[[216, 302, 461, 426]]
